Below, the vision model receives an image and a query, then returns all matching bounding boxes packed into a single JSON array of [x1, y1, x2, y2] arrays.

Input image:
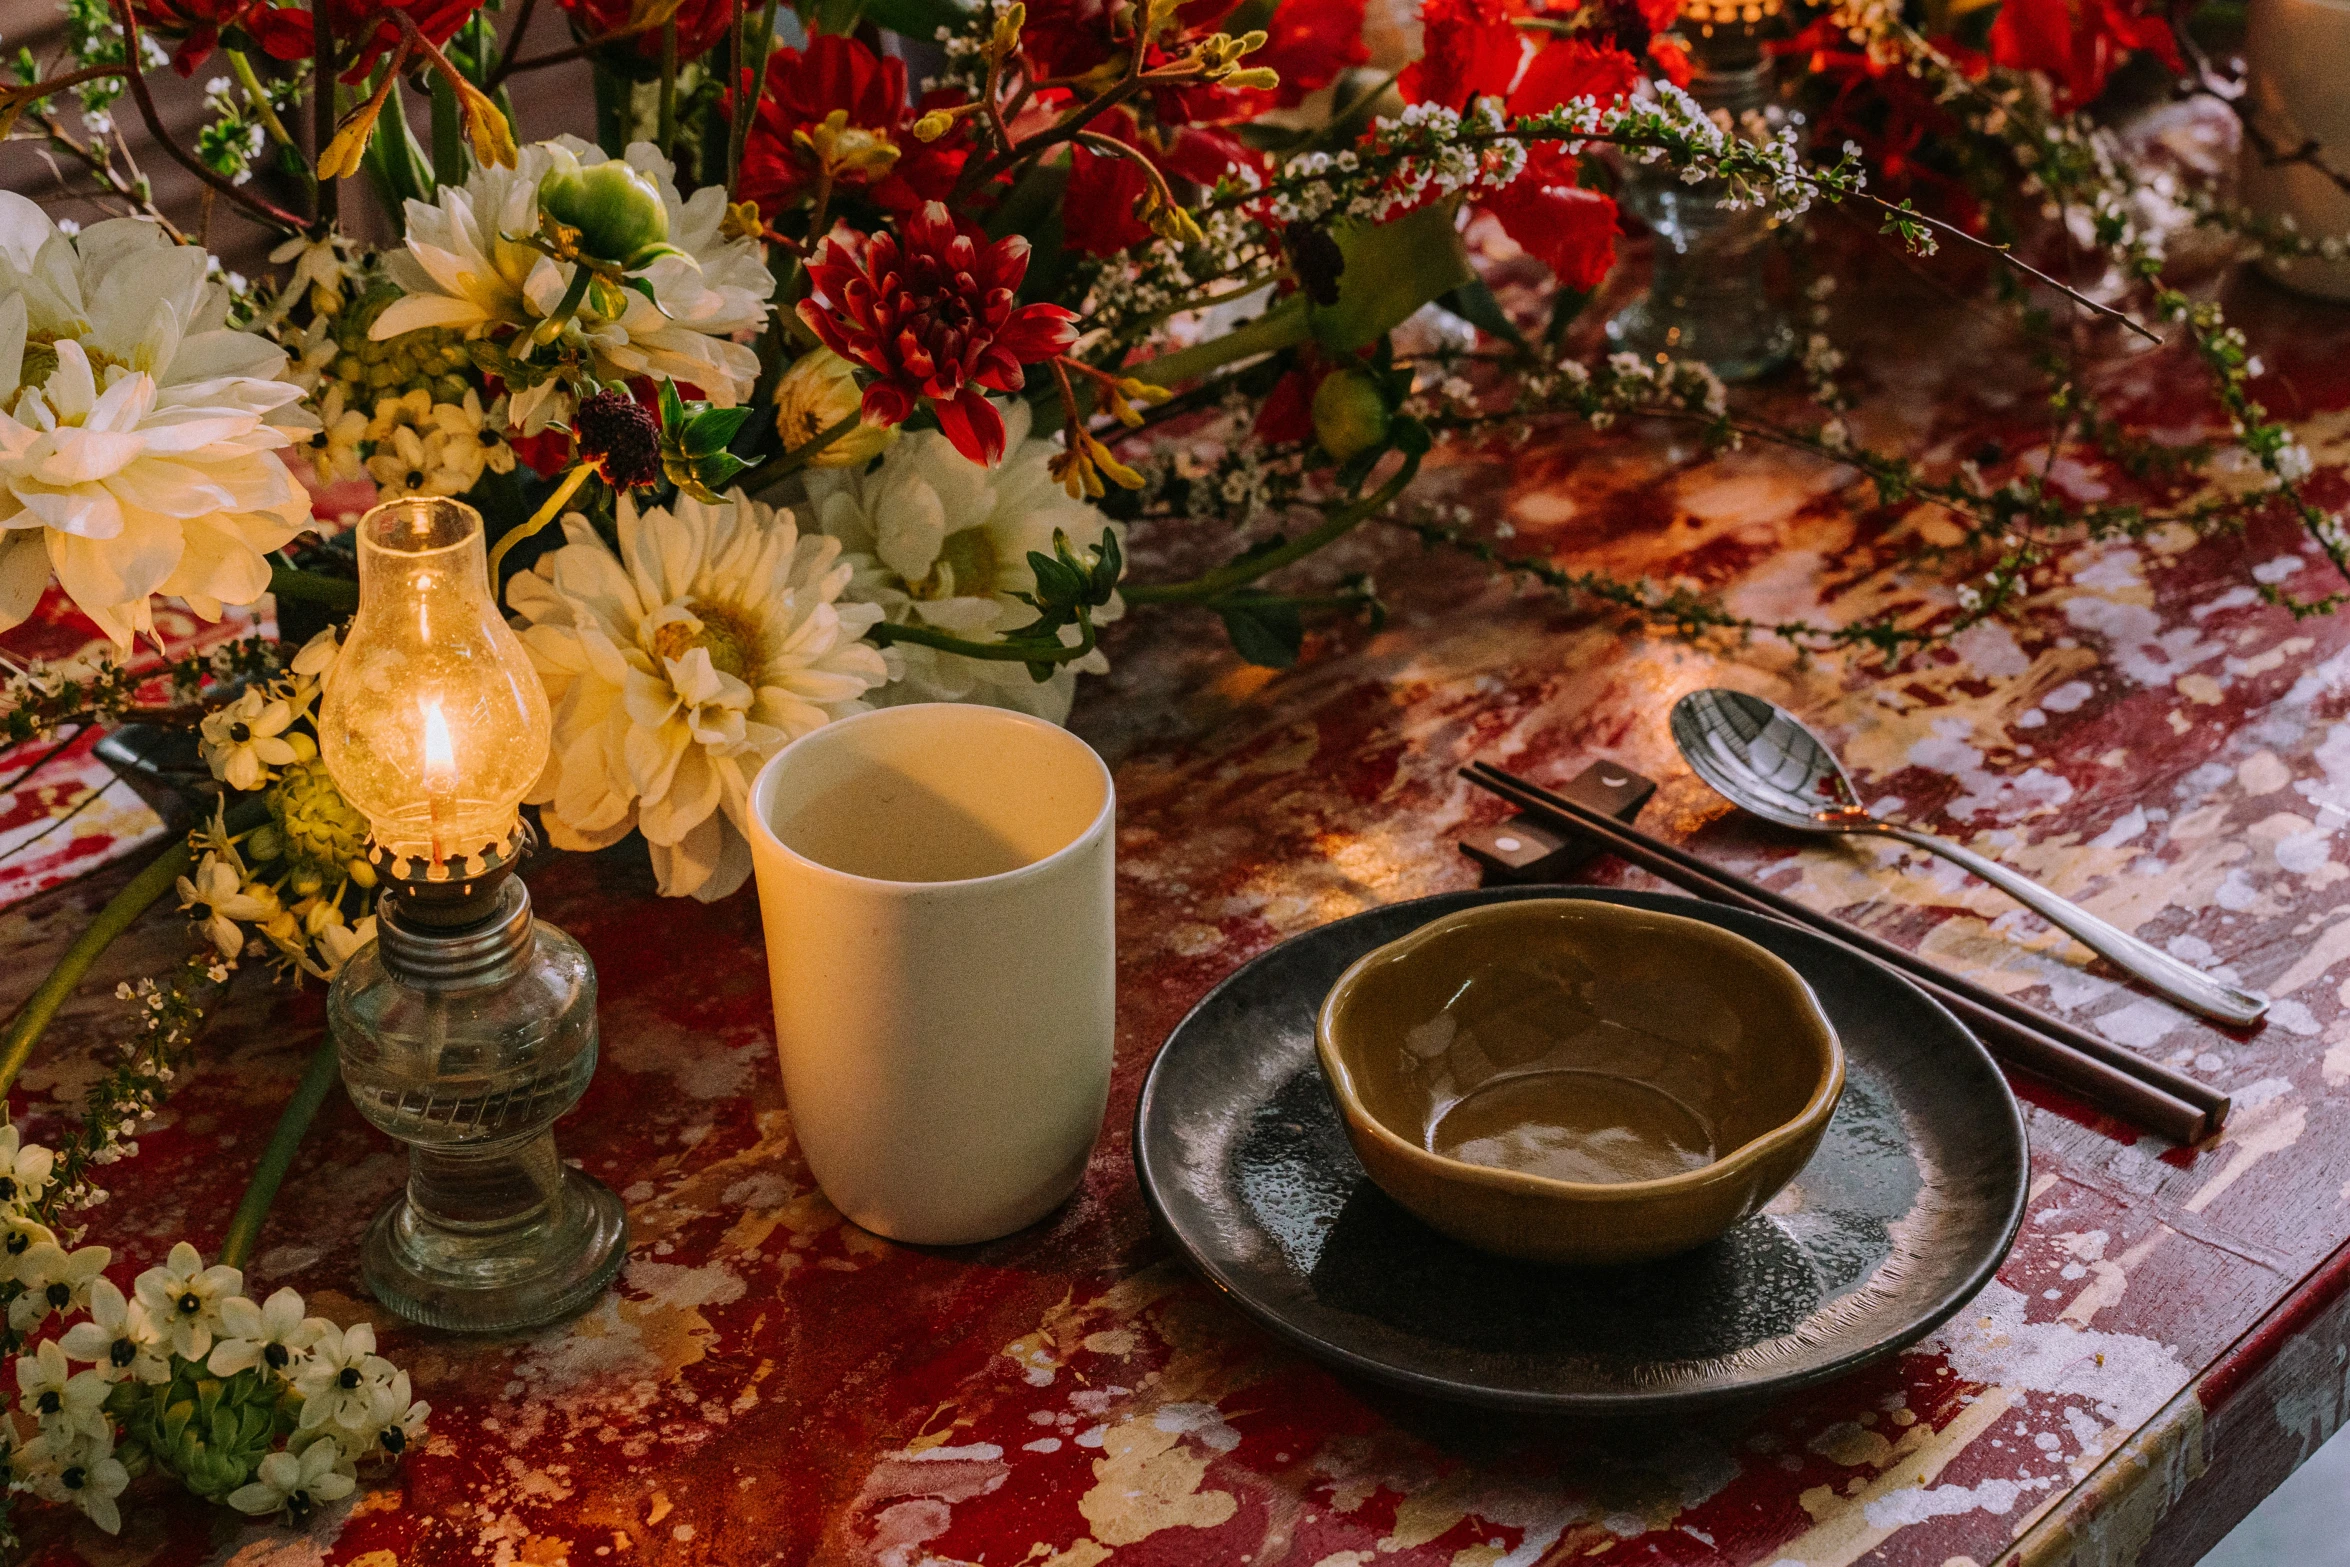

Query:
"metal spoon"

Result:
[[1669, 688, 2268, 1027]]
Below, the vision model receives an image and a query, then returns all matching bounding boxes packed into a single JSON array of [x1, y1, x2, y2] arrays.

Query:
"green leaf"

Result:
[[1308, 199, 1474, 353], [683, 405, 755, 456], [659, 376, 688, 433], [1439, 280, 1527, 350], [1215, 591, 1305, 668]]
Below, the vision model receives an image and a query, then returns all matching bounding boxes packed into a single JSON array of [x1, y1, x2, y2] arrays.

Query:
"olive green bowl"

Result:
[[1314, 898, 1845, 1267]]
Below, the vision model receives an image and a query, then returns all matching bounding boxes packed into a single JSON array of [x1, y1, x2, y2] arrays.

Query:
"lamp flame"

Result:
[[422, 701, 456, 866], [422, 701, 456, 784]]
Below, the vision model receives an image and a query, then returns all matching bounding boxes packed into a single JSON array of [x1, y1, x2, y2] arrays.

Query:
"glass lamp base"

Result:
[[360, 1165, 629, 1334], [1604, 294, 1796, 386]]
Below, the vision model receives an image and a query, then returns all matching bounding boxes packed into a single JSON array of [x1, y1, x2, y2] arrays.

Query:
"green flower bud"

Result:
[[266, 757, 372, 887], [537, 147, 674, 270], [245, 824, 285, 862], [1312, 368, 1390, 463]]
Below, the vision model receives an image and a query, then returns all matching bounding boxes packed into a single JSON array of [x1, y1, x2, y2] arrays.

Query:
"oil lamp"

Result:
[[1604, 0, 1796, 382], [318, 496, 627, 1333]]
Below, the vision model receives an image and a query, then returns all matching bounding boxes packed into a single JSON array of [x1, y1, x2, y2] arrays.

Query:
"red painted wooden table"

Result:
[[18, 154, 2350, 1567]]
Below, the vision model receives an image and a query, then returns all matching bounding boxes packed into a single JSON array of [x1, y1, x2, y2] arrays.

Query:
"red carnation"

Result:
[[555, 0, 732, 67], [1987, 0, 2182, 110], [796, 202, 1080, 467]]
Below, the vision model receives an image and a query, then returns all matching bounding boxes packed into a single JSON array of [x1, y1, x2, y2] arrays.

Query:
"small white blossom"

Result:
[[295, 1321, 396, 1430], [8, 1241, 110, 1332], [15, 1425, 129, 1534], [0, 1125, 56, 1212], [14, 1339, 112, 1441], [227, 1438, 355, 1526], [208, 1285, 323, 1379], [60, 1277, 172, 1384], [178, 853, 280, 964], [199, 687, 299, 792], [133, 1241, 243, 1361]]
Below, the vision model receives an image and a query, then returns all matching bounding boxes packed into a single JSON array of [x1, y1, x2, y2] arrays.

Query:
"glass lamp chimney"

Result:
[[317, 496, 551, 879]]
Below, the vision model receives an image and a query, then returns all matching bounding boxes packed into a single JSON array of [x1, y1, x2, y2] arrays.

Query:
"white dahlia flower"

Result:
[[793, 400, 1124, 725], [507, 490, 891, 901], [371, 138, 769, 433], [0, 198, 312, 647]]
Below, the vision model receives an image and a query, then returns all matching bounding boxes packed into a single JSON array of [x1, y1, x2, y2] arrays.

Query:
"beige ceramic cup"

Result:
[[747, 703, 1116, 1244]]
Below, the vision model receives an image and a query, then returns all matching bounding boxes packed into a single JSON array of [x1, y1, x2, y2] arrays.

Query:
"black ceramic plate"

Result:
[[1133, 887, 2030, 1415]]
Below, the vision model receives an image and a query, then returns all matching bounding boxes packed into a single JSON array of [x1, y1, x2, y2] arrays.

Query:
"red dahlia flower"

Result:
[[797, 202, 1081, 466], [556, 0, 733, 69], [736, 33, 966, 219], [1987, 0, 2182, 110]]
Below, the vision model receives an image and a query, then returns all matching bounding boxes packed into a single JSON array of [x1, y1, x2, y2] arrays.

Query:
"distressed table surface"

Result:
[[18, 236, 2350, 1567]]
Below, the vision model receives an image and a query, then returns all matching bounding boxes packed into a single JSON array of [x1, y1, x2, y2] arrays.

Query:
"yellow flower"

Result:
[[772, 347, 895, 468]]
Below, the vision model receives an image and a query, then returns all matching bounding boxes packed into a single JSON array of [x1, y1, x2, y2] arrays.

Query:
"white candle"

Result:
[[2244, 0, 2350, 300]]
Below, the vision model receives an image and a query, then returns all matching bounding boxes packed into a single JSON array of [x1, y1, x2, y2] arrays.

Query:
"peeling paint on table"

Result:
[[15, 244, 2350, 1567]]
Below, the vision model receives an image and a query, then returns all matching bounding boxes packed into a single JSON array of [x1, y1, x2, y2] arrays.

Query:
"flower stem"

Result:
[[313, 0, 338, 229], [1123, 454, 1421, 604], [224, 51, 305, 165], [429, 68, 465, 187], [733, 410, 860, 492], [0, 841, 190, 1103], [656, 19, 678, 152], [868, 617, 1100, 665], [486, 464, 595, 582], [217, 1036, 340, 1271]]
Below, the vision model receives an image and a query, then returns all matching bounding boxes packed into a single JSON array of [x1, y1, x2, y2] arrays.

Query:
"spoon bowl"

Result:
[[1668, 689, 2268, 1028]]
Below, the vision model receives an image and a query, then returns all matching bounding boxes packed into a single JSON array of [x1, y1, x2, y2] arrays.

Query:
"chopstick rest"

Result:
[[1459, 761, 1656, 884]]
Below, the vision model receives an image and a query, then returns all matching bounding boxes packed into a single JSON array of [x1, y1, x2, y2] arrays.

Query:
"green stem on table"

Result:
[[0, 841, 191, 1102], [217, 1037, 340, 1271], [268, 564, 360, 612], [1123, 455, 1422, 605], [486, 464, 595, 581]]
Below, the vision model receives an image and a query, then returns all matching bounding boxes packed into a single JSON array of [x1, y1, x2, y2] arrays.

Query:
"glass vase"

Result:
[[1605, 61, 1796, 383]]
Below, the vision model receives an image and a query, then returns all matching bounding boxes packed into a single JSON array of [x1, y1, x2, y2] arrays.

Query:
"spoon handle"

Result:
[[1871, 826, 2268, 1027]]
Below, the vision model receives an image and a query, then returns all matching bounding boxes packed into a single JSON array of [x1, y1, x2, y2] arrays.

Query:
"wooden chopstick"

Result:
[[1462, 764, 2226, 1144]]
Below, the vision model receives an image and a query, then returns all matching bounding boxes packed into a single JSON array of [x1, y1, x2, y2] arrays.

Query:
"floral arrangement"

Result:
[[0, 0, 2333, 1537]]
